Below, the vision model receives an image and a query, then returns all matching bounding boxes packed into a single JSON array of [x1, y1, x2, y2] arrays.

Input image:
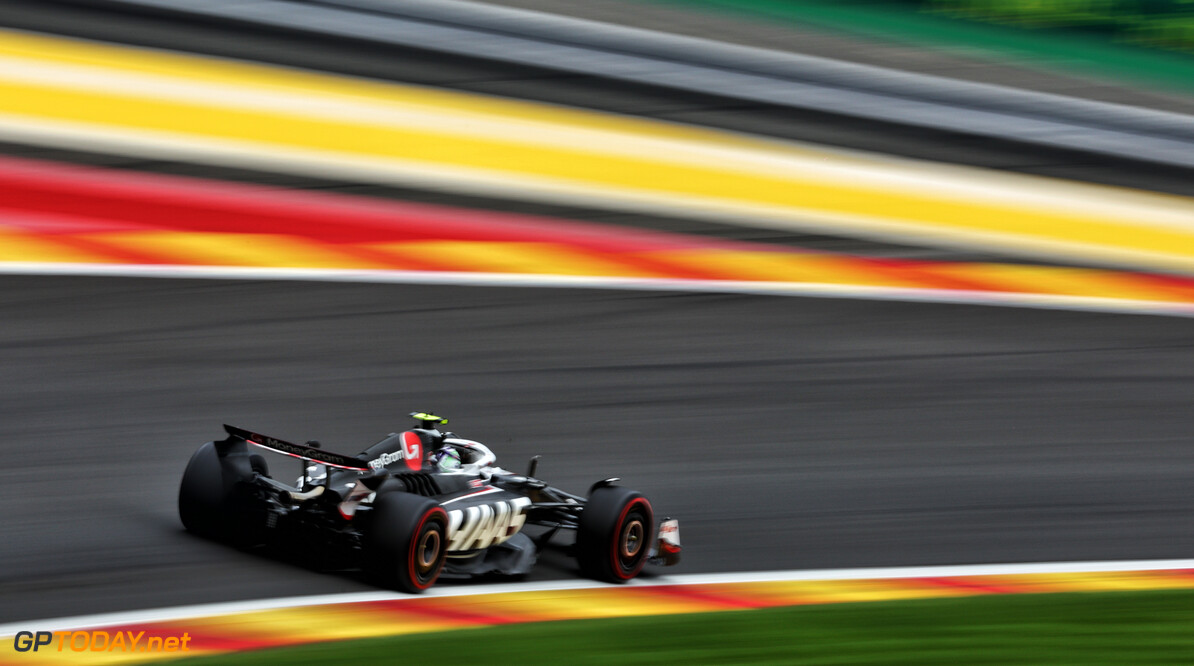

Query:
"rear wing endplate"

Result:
[[223, 424, 371, 471]]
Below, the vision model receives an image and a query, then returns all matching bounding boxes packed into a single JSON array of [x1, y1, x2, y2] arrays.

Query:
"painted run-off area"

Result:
[[1, 564, 1192, 664], [6, 157, 1194, 315], [3, 28, 1194, 280]]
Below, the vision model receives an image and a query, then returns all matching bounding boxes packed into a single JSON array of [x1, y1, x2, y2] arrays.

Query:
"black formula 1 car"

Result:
[[178, 413, 680, 592]]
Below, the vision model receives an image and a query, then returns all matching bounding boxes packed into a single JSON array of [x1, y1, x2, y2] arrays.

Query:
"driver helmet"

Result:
[[431, 447, 462, 472]]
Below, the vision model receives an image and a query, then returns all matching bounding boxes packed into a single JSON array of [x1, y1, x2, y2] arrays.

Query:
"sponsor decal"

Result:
[[226, 425, 369, 470], [659, 519, 680, 543], [446, 497, 532, 551], [12, 631, 191, 653], [658, 519, 681, 554], [399, 431, 423, 471], [368, 450, 404, 471], [366, 432, 424, 472]]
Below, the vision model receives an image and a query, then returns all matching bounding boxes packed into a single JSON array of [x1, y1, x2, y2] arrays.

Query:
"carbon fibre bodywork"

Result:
[[179, 419, 680, 589]]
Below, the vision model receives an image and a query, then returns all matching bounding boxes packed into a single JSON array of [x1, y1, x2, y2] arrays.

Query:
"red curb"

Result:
[[916, 577, 1020, 595], [632, 584, 775, 610], [0, 156, 743, 252]]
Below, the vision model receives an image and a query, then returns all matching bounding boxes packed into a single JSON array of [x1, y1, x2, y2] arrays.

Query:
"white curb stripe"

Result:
[[3, 262, 1194, 319]]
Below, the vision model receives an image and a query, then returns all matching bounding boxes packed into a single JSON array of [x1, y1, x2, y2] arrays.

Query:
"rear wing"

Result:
[[223, 424, 371, 471]]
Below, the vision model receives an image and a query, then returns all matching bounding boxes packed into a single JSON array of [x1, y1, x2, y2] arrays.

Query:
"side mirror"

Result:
[[526, 455, 541, 478]]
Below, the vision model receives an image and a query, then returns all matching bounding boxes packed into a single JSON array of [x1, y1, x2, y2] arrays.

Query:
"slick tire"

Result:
[[178, 441, 261, 546], [576, 486, 653, 583], [363, 492, 448, 593]]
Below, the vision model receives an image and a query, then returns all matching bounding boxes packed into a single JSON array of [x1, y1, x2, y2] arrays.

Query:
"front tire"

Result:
[[576, 486, 653, 583], [363, 492, 448, 593]]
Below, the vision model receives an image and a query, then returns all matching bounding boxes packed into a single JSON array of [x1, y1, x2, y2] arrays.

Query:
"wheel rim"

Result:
[[416, 529, 441, 575], [620, 518, 644, 560]]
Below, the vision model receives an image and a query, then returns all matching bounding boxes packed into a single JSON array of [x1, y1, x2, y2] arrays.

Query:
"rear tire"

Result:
[[363, 492, 448, 593], [178, 441, 262, 546], [576, 486, 653, 583]]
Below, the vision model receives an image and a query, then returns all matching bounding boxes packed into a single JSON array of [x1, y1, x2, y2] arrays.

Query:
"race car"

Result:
[[178, 412, 680, 592]]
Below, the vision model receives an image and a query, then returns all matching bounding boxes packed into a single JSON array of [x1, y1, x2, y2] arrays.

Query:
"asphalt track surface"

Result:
[[2, 276, 1193, 622]]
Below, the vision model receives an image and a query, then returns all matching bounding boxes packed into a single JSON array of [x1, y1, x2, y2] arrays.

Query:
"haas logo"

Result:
[[446, 497, 532, 552]]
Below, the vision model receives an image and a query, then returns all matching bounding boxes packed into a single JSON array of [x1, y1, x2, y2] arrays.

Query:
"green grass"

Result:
[[648, 0, 1194, 94], [168, 589, 1194, 665]]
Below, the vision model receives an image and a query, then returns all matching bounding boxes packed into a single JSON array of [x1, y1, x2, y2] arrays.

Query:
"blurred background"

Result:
[[0, 0, 1192, 642]]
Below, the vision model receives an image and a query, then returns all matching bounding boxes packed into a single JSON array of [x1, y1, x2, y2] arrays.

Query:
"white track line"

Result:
[[4, 262, 1194, 319], [2, 558, 1191, 636]]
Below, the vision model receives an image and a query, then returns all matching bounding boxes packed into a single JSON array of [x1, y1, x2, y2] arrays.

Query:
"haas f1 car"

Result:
[[178, 413, 680, 592]]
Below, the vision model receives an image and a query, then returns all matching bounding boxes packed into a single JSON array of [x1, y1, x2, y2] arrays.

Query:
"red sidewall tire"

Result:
[[577, 486, 654, 583], [608, 498, 651, 580], [364, 492, 448, 593], [406, 506, 449, 591]]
